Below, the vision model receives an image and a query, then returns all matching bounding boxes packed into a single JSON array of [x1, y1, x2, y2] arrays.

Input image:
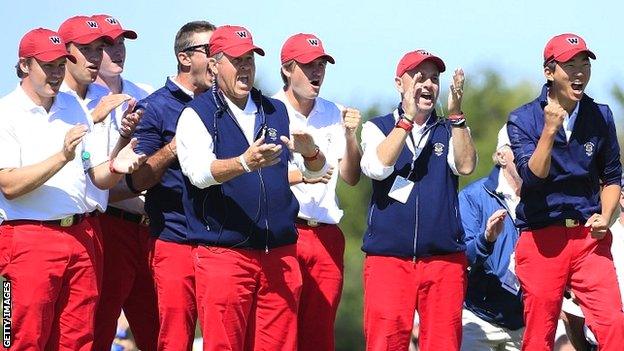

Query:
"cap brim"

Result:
[[401, 56, 446, 76], [35, 50, 77, 64], [223, 44, 265, 57], [291, 52, 335, 64], [106, 29, 138, 40], [71, 33, 114, 45], [555, 49, 596, 62]]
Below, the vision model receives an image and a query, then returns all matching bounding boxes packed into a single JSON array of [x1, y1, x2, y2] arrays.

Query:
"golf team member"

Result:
[[88, 14, 159, 351], [507, 33, 624, 350], [359, 49, 476, 350], [459, 126, 524, 351], [274, 33, 362, 351], [176, 24, 326, 350], [0, 27, 144, 351], [130, 20, 216, 350]]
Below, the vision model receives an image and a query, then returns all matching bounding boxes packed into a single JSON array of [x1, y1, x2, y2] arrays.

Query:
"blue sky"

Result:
[[2, 0, 622, 116]]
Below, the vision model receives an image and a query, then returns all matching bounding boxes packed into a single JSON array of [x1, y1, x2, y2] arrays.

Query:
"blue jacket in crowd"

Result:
[[459, 166, 524, 330]]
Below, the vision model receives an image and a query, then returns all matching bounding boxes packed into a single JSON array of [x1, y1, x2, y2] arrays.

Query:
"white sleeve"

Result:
[[0, 121, 20, 169], [176, 107, 220, 189], [447, 127, 475, 176], [360, 121, 394, 181]]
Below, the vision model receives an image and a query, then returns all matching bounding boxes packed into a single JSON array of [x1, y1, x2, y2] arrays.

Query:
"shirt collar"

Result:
[[14, 84, 65, 113], [223, 93, 257, 116], [169, 76, 195, 98], [274, 89, 322, 119]]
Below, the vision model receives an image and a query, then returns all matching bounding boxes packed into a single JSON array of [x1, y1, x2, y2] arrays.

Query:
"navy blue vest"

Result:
[[362, 110, 466, 258], [182, 88, 299, 250]]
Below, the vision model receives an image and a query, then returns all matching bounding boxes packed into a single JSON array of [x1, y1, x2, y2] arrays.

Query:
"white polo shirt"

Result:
[[0, 85, 107, 222], [96, 79, 152, 215], [273, 90, 346, 224]]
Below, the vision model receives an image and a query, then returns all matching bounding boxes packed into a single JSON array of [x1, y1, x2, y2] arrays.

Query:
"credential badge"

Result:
[[267, 128, 278, 141]]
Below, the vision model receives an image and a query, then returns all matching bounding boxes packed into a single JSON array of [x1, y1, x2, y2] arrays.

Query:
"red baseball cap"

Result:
[[543, 33, 596, 64], [92, 14, 137, 40], [18, 28, 77, 63], [209, 25, 265, 57], [280, 33, 335, 64], [58, 15, 113, 45], [396, 50, 446, 77]]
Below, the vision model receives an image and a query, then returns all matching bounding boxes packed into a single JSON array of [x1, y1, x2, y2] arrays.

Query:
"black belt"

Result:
[[4, 211, 97, 228], [105, 207, 150, 226], [528, 218, 585, 230], [295, 218, 330, 228]]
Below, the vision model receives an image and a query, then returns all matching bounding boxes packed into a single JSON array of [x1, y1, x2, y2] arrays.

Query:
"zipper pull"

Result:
[[265, 245, 269, 254], [413, 256, 416, 263]]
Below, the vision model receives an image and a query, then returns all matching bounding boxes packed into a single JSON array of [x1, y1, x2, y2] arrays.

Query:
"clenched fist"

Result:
[[342, 108, 361, 136], [543, 101, 566, 134]]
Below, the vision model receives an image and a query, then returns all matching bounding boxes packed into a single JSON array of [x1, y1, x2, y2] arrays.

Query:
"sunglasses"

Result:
[[182, 43, 210, 56]]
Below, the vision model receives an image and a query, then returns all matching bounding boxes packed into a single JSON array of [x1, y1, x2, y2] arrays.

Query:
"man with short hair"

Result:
[[0, 27, 144, 351], [176, 24, 326, 351], [507, 33, 624, 350], [459, 126, 524, 351], [359, 49, 476, 350], [88, 14, 159, 351], [273, 33, 362, 351], [129, 20, 216, 350]]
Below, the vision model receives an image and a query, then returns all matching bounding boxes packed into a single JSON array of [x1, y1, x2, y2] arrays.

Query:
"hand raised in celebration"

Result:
[[241, 136, 283, 171], [447, 68, 465, 115], [119, 100, 141, 138], [111, 138, 148, 174], [485, 209, 507, 242], [62, 124, 88, 161], [543, 101, 566, 134], [91, 93, 132, 124], [280, 131, 318, 158], [402, 72, 423, 120], [342, 108, 362, 136]]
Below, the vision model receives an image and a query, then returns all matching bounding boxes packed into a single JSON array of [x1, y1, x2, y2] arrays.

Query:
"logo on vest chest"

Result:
[[433, 142, 445, 156], [584, 141, 595, 157], [266, 128, 278, 141]]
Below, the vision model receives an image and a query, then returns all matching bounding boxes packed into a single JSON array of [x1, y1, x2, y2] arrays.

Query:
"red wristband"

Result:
[[448, 113, 465, 121], [302, 146, 320, 161], [395, 117, 414, 132]]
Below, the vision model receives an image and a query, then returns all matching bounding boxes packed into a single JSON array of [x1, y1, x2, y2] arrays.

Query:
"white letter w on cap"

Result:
[[567, 37, 579, 45]]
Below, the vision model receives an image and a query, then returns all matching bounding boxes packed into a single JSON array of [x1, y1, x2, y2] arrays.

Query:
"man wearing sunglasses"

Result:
[[129, 20, 216, 350]]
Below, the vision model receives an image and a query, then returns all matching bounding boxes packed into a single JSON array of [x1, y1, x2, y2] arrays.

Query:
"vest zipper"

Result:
[[413, 190, 419, 260]]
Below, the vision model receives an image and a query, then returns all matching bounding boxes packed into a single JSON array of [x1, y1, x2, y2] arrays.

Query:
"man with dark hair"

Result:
[[459, 125, 524, 351], [359, 49, 476, 351], [507, 33, 624, 350], [176, 24, 326, 351], [88, 14, 159, 351], [0, 27, 143, 350], [129, 20, 215, 350], [274, 33, 362, 351]]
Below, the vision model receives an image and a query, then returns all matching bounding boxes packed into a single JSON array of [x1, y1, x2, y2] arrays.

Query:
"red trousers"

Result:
[[0, 219, 100, 351], [149, 238, 199, 351], [515, 225, 624, 351], [194, 244, 302, 351], [93, 213, 159, 351], [296, 223, 345, 351], [363, 252, 467, 351]]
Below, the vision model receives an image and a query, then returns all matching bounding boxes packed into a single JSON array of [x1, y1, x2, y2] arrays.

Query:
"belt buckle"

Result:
[[307, 219, 319, 227], [139, 215, 150, 227], [565, 219, 579, 228], [59, 215, 74, 227]]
